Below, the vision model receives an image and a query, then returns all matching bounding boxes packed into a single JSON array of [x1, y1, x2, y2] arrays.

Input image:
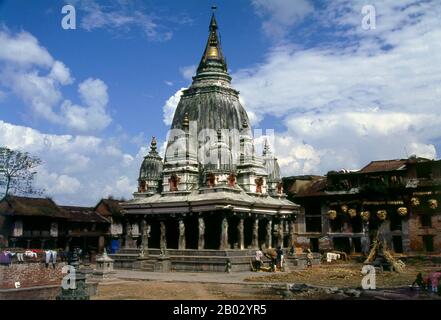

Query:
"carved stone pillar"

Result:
[[198, 217, 205, 250], [98, 235, 105, 254], [178, 220, 186, 250], [124, 222, 132, 249], [251, 218, 259, 249], [288, 220, 295, 248], [265, 220, 272, 249], [140, 219, 150, 257], [219, 217, 229, 250], [160, 221, 167, 252], [237, 218, 244, 250], [277, 222, 284, 248]]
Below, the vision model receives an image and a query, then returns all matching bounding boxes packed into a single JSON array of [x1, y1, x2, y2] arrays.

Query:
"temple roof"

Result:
[[139, 137, 163, 181], [123, 189, 299, 214], [196, 13, 228, 77], [126, 9, 298, 214], [167, 11, 252, 158]]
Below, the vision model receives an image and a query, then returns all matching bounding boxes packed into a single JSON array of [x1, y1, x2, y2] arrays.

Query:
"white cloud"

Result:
[[0, 29, 53, 67], [76, 0, 173, 42], [61, 78, 111, 131], [234, 0, 441, 176], [251, 0, 314, 39], [36, 168, 82, 195], [49, 61, 73, 85], [0, 120, 144, 206], [406, 143, 437, 160], [163, 88, 185, 126], [179, 65, 197, 81], [7, 70, 63, 123], [0, 28, 112, 132]]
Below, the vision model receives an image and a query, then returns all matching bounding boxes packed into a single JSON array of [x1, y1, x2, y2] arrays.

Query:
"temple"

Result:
[[116, 11, 299, 271]]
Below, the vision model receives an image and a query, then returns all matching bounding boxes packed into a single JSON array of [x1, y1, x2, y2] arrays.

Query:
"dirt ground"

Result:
[[92, 261, 441, 300], [93, 281, 284, 300], [244, 261, 441, 289]]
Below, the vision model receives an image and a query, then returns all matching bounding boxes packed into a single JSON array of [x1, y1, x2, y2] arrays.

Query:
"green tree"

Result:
[[0, 147, 42, 201]]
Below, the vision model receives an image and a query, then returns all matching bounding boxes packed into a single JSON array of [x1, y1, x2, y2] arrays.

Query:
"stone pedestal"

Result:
[[57, 250, 90, 300], [155, 255, 171, 272], [93, 250, 116, 281]]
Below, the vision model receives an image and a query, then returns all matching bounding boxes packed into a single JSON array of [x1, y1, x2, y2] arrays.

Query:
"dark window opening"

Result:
[[165, 220, 179, 249], [258, 219, 267, 248], [310, 238, 319, 252], [227, 216, 239, 249], [422, 235, 434, 252], [392, 236, 403, 253], [421, 215, 432, 228], [333, 237, 351, 253], [148, 220, 160, 249], [416, 165, 431, 179], [352, 238, 362, 253], [205, 214, 223, 250], [390, 214, 402, 231], [330, 218, 343, 233], [244, 218, 253, 249], [368, 216, 379, 231], [351, 216, 363, 233], [304, 202, 321, 215], [184, 217, 199, 249], [305, 216, 322, 233]]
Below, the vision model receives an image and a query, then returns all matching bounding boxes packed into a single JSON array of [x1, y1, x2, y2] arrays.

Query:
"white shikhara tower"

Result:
[[122, 11, 298, 253]]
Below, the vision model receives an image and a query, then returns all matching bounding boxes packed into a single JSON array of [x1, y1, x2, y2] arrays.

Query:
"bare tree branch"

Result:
[[0, 147, 43, 201]]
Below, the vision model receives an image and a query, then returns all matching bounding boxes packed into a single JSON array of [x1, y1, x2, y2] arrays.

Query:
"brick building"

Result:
[[283, 157, 441, 255]]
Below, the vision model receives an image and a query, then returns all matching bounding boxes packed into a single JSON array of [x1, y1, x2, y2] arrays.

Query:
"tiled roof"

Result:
[[61, 206, 109, 223], [0, 196, 69, 218], [95, 199, 124, 217], [292, 179, 328, 197], [359, 160, 407, 173]]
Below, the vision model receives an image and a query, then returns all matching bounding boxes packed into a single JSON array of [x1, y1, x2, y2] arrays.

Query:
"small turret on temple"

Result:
[[137, 137, 163, 196]]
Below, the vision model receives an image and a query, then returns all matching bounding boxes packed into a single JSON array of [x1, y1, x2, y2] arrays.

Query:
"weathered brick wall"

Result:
[[408, 211, 441, 253], [0, 261, 66, 289]]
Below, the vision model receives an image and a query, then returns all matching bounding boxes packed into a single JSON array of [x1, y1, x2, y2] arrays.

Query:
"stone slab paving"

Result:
[[114, 270, 279, 286]]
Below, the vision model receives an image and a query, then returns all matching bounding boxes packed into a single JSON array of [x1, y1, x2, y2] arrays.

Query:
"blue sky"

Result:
[[0, 0, 269, 150], [0, 0, 440, 205]]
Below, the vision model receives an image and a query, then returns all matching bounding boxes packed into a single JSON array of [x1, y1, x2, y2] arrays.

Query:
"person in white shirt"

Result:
[[255, 249, 264, 271]]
